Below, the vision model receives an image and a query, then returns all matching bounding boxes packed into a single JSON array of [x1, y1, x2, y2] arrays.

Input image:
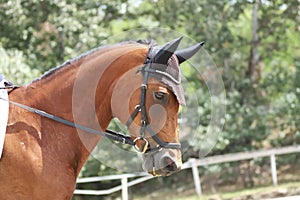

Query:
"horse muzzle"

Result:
[[142, 148, 182, 176]]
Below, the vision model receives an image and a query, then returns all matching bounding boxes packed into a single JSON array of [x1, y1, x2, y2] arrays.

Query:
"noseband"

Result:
[[125, 55, 181, 154]]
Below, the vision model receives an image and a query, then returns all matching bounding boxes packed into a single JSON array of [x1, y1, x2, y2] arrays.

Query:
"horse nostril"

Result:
[[164, 157, 178, 172]]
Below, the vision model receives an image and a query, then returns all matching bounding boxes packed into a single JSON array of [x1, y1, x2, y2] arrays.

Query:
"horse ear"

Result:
[[175, 41, 205, 64], [154, 37, 183, 65]]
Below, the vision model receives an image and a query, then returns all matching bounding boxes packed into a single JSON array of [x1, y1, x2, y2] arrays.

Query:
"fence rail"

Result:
[[196, 145, 300, 166], [74, 145, 300, 199]]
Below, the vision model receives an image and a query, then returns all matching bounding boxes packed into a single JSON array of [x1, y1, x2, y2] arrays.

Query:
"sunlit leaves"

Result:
[[0, 45, 41, 84]]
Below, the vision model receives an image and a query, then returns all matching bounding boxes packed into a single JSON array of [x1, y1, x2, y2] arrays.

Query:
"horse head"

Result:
[[111, 37, 203, 176]]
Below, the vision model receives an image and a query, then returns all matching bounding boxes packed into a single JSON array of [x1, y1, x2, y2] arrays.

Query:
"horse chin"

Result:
[[142, 149, 182, 177]]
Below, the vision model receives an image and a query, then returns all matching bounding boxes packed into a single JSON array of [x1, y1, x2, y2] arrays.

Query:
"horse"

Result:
[[0, 37, 203, 199]]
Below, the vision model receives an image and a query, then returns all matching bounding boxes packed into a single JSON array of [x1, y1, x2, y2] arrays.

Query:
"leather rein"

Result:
[[0, 55, 181, 154]]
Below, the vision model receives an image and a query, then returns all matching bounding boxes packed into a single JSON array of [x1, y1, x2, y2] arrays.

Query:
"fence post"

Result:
[[121, 176, 128, 200], [270, 154, 278, 186], [190, 158, 202, 197]]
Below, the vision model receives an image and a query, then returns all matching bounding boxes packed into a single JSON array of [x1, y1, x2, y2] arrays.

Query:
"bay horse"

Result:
[[0, 37, 203, 199]]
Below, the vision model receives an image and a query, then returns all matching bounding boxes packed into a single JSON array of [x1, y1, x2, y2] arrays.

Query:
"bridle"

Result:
[[0, 47, 181, 154], [125, 51, 181, 154]]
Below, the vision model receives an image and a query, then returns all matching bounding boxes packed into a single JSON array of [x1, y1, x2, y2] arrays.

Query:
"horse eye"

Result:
[[154, 92, 166, 101]]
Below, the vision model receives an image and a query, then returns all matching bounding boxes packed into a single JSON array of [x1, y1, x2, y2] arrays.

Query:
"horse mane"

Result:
[[31, 40, 150, 84]]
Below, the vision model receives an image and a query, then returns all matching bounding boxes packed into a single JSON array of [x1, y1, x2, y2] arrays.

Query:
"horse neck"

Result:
[[15, 43, 147, 127], [10, 43, 147, 168]]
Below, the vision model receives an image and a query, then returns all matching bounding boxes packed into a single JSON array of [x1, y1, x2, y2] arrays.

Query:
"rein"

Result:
[[0, 96, 135, 147], [0, 82, 133, 146]]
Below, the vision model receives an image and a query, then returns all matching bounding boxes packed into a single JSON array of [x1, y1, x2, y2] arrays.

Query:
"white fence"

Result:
[[74, 145, 300, 199]]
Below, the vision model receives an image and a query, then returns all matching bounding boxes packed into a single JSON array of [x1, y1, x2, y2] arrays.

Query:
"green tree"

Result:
[[0, 45, 40, 84]]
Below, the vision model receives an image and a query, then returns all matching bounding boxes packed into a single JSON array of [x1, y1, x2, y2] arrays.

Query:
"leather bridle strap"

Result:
[[125, 57, 181, 153]]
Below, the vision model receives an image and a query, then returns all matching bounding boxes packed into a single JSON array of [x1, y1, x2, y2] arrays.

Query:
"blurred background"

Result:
[[1, 0, 300, 199]]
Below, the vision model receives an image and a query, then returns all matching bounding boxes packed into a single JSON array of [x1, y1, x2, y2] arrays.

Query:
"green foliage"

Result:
[[0, 45, 40, 84]]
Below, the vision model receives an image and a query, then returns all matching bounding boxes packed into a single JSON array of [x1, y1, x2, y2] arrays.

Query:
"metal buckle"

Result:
[[155, 144, 163, 152], [133, 137, 149, 154], [135, 105, 141, 111]]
